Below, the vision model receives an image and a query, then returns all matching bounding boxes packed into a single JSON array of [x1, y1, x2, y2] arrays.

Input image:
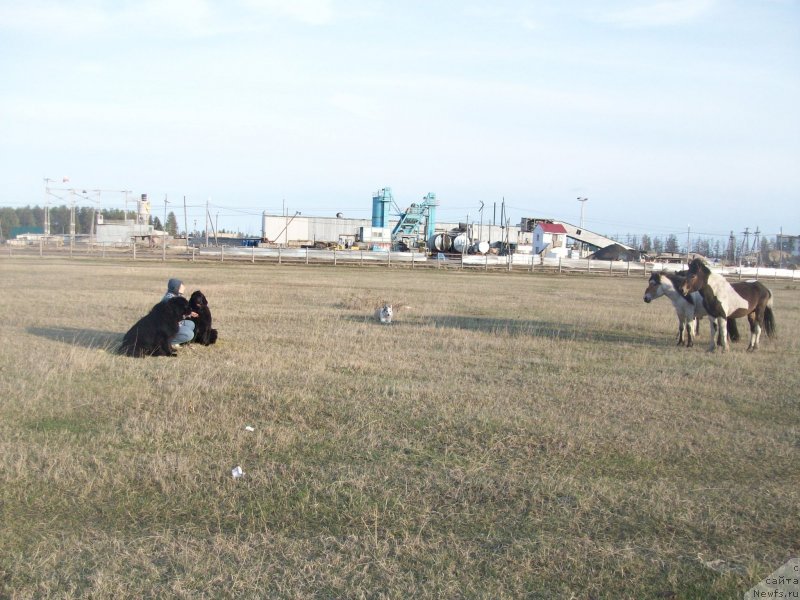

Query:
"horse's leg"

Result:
[[707, 317, 718, 352], [717, 316, 729, 351], [677, 316, 686, 345], [747, 312, 761, 351], [755, 301, 768, 347], [686, 307, 697, 348]]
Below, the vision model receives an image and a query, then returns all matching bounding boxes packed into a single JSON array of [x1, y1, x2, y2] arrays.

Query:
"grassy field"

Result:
[[1, 258, 798, 599]]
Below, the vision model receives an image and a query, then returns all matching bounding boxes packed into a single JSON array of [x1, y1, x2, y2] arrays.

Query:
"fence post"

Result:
[[221, 245, 224, 262], [388, 251, 391, 268], [162, 236, 166, 262], [626, 261, 630, 276], [252, 246, 255, 264], [559, 257, 562, 273], [609, 260, 613, 273], [191, 248, 196, 262], [39, 238, 43, 257], [279, 247, 282, 265], [411, 251, 414, 269], [306, 248, 309, 265], [333, 248, 336, 267], [485, 253, 488, 271], [132, 240, 136, 261], [361, 250, 364, 267]]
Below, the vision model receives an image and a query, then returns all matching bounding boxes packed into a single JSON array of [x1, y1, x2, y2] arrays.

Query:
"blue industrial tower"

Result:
[[372, 188, 393, 229]]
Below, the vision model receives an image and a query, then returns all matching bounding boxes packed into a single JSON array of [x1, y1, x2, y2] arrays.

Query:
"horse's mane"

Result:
[[657, 270, 696, 304], [688, 258, 711, 277]]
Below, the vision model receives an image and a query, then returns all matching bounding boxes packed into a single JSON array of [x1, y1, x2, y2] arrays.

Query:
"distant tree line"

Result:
[[0, 205, 182, 238], [622, 232, 789, 267]]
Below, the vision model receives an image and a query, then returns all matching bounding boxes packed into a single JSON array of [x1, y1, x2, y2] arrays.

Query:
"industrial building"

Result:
[[261, 190, 630, 258], [94, 194, 162, 245]]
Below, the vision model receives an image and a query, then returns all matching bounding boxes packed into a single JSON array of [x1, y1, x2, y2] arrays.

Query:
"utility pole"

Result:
[[183, 196, 188, 245], [69, 196, 76, 249], [205, 198, 209, 247], [43, 178, 52, 235], [740, 227, 750, 266], [163, 195, 169, 233], [500, 198, 506, 254], [752, 227, 760, 252], [686, 224, 691, 263], [728, 231, 736, 264], [577, 197, 588, 229], [478, 201, 484, 244], [463, 212, 469, 260]]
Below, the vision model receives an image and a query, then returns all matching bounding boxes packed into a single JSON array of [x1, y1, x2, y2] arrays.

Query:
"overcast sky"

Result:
[[1, 0, 798, 239]]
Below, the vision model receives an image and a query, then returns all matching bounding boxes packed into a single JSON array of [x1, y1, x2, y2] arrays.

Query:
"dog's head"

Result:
[[189, 290, 207, 311], [167, 296, 192, 320], [376, 304, 393, 323]]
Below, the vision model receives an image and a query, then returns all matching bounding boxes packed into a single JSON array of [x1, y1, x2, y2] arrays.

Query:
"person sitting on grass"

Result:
[[162, 278, 198, 348]]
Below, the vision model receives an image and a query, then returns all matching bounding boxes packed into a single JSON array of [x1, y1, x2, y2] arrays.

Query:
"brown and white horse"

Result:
[[680, 259, 775, 352], [643, 271, 707, 346]]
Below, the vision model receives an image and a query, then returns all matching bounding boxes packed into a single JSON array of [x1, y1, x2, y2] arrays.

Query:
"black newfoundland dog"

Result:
[[188, 290, 218, 345], [119, 296, 191, 357]]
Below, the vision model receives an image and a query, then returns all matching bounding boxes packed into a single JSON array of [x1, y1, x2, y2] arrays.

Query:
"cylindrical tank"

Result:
[[372, 187, 392, 228], [138, 194, 150, 224], [452, 233, 470, 254], [476, 241, 490, 254], [428, 233, 452, 253]]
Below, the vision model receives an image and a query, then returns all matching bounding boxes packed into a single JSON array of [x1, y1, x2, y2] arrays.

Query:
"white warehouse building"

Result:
[[261, 213, 527, 249]]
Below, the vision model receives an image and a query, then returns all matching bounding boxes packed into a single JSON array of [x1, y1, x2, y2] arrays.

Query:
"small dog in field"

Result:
[[375, 303, 393, 324]]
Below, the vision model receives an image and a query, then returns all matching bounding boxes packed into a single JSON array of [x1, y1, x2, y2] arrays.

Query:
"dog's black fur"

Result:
[[188, 290, 218, 345], [119, 296, 191, 357]]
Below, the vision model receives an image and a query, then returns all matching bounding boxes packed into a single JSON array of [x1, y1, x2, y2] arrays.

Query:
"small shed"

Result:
[[533, 222, 569, 257]]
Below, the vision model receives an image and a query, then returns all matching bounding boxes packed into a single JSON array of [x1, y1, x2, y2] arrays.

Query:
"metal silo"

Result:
[[422, 192, 437, 241], [372, 187, 392, 228]]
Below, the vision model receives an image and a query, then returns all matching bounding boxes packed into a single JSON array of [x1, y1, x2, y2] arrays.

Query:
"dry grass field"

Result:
[[1, 258, 798, 599]]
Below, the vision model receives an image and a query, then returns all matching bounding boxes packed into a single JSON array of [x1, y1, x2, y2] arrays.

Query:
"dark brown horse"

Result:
[[680, 258, 775, 351]]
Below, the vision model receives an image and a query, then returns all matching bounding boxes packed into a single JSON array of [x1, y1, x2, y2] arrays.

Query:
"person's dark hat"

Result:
[[167, 278, 183, 294]]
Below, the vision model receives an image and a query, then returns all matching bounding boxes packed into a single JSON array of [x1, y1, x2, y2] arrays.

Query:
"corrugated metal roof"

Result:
[[537, 223, 567, 234]]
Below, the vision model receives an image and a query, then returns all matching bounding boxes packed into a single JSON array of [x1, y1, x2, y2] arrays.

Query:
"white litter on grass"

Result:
[[245, 425, 255, 432], [231, 465, 245, 479]]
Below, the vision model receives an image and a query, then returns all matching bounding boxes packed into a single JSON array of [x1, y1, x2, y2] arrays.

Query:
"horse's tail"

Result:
[[727, 317, 740, 342], [764, 288, 776, 338]]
